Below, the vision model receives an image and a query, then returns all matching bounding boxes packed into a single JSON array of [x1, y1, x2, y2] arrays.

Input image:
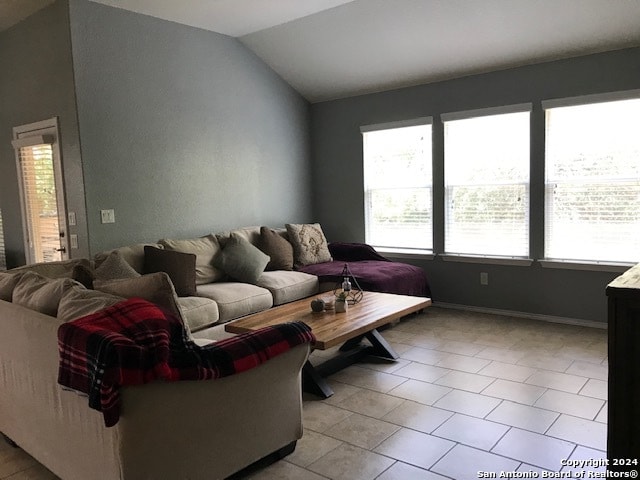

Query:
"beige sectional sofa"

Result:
[[93, 225, 321, 341], [0, 243, 314, 479]]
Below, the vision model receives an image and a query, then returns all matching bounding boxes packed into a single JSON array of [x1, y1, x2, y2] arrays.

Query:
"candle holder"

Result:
[[333, 263, 364, 305]]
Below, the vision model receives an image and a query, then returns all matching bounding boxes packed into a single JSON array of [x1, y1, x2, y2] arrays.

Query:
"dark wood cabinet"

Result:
[[606, 263, 640, 470]]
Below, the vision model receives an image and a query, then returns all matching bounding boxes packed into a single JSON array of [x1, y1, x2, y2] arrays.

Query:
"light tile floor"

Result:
[[0, 307, 608, 480]]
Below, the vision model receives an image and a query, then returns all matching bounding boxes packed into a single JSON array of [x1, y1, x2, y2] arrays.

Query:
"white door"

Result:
[[12, 118, 68, 264]]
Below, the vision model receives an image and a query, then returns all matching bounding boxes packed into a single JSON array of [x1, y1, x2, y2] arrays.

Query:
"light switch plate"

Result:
[[70, 234, 78, 249], [100, 209, 115, 224], [68, 212, 76, 226]]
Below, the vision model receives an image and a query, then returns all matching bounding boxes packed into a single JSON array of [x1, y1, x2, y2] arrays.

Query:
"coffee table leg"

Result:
[[364, 329, 399, 360], [338, 335, 365, 352], [302, 361, 334, 399]]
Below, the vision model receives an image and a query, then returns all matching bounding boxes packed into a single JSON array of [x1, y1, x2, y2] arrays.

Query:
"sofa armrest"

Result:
[[328, 242, 390, 262]]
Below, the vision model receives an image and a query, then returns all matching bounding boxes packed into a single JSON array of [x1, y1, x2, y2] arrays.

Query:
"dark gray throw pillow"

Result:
[[144, 246, 197, 297], [215, 234, 270, 284], [259, 226, 294, 271]]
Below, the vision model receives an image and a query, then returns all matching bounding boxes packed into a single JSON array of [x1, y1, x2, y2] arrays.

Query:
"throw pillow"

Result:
[[94, 272, 185, 327], [214, 234, 270, 284], [58, 286, 124, 322], [285, 223, 332, 268], [159, 235, 224, 284], [259, 226, 294, 271], [215, 226, 261, 248], [94, 243, 159, 274], [0, 272, 25, 301], [8, 258, 92, 279], [94, 251, 141, 281], [12, 271, 80, 317], [72, 264, 95, 289], [143, 246, 197, 297]]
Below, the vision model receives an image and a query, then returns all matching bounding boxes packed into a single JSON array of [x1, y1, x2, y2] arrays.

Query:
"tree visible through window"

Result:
[[545, 97, 640, 263], [362, 121, 432, 252]]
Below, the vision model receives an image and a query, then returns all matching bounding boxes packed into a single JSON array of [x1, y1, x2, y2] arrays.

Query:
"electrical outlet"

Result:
[[70, 234, 78, 249], [480, 272, 489, 286], [100, 209, 115, 224]]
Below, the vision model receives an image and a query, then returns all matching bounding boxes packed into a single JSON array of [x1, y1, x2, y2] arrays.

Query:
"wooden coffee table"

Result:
[[225, 291, 431, 398]]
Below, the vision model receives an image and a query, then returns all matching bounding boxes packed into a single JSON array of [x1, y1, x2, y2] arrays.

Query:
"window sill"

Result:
[[539, 259, 633, 273], [441, 254, 533, 266], [376, 247, 435, 261]]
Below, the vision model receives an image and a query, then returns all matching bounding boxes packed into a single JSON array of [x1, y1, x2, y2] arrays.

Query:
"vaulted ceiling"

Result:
[[3, 0, 640, 102]]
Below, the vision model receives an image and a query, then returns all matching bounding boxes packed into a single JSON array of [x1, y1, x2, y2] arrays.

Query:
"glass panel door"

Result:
[[13, 118, 68, 264]]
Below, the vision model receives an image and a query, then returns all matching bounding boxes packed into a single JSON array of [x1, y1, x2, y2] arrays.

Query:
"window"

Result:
[[362, 119, 432, 253], [443, 106, 531, 257], [544, 95, 640, 263]]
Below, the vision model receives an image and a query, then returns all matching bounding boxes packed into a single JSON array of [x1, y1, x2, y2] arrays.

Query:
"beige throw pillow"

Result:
[[58, 286, 124, 322], [94, 272, 185, 327], [8, 258, 91, 279], [159, 235, 223, 284], [94, 251, 141, 281], [285, 223, 332, 268], [12, 272, 80, 317], [0, 272, 25, 301], [94, 243, 160, 274]]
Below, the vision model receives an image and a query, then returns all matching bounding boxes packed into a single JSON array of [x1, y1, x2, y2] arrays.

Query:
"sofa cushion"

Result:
[[144, 246, 197, 297], [8, 258, 92, 279], [94, 243, 161, 274], [0, 272, 25, 301], [215, 234, 270, 284], [12, 272, 80, 317], [94, 251, 141, 281], [285, 223, 332, 268], [215, 226, 261, 247], [259, 226, 294, 271], [255, 271, 319, 306], [196, 282, 272, 323], [58, 286, 125, 322], [176, 296, 220, 332], [159, 235, 224, 284]]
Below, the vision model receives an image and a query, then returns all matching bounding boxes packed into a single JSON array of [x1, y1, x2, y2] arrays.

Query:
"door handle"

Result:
[[56, 247, 66, 253]]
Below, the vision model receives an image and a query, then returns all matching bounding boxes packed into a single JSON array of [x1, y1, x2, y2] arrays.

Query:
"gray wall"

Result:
[[311, 48, 640, 323], [68, 0, 312, 254], [0, 0, 89, 268]]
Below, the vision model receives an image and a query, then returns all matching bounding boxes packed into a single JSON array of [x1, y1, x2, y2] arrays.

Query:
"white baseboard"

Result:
[[433, 302, 607, 330]]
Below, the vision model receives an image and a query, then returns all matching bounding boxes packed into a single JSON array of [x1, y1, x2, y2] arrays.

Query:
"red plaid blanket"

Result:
[[57, 298, 315, 427]]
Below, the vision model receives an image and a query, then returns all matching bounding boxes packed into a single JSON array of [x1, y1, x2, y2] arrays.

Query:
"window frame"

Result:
[[441, 103, 533, 261], [361, 117, 434, 255], [12, 117, 68, 264], [542, 90, 640, 267]]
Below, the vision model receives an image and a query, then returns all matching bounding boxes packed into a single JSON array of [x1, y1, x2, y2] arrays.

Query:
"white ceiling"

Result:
[[3, 0, 640, 103]]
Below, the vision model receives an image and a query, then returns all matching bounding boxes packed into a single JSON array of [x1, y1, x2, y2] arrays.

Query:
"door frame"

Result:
[[12, 117, 69, 264]]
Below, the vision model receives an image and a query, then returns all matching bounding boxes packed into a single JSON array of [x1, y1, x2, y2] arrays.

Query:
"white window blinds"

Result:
[[443, 107, 531, 257], [544, 97, 640, 263], [16, 142, 62, 263], [362, 120, 433, 252]]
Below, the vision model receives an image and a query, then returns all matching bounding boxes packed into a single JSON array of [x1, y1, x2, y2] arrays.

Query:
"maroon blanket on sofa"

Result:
[[298, 242, 431, 297], [58, 298, 314, 427]]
